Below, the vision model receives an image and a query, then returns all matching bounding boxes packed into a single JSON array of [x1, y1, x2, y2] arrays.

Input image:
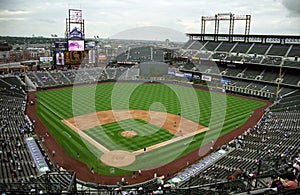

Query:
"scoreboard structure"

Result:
[[54, 9, 87, 66], [66, 9, 85, 40]]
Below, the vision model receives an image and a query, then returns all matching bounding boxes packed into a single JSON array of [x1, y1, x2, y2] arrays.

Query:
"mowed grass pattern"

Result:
[[84, 119, 175, 152], [36, 82, 266, 175]]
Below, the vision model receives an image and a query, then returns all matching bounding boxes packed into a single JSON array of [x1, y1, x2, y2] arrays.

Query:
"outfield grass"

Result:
[[36, 82, 266, 175]]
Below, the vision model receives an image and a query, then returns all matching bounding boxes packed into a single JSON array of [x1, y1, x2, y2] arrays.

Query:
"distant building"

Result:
[[0, 40, 13, 63]]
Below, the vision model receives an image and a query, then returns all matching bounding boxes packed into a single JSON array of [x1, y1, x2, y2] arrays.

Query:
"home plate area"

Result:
[[100, 150, 136, 167]]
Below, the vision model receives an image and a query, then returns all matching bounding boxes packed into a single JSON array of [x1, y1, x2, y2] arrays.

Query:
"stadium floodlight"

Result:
[[201, 13, 251, 36]]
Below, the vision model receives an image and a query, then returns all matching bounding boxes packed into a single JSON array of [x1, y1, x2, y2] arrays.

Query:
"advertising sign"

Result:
[[201, 75, 212, 81]]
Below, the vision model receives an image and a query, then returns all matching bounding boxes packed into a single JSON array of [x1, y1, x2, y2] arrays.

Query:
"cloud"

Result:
[[176, 18, 201, 33], [281, 0, 300, 16], [38, 18, 57, 24], [0, 9, 31, 15], [0, 9, 30, 21], [0, 17, 26, 21], [0, 0, 299, 38], [110, 26, 187, 42]]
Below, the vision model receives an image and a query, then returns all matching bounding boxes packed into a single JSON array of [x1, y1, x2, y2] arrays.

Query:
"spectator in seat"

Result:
[[152, 186, 163, 194], [293, 158, 300, 176], [228, 167, 243, 180], [269, 175, 284, 191], [282, 173, 298, 190]]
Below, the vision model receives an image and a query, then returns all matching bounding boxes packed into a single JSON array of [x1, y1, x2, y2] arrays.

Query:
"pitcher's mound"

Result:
[[121, 130, 137, 138], [100, 150, 136, 167]]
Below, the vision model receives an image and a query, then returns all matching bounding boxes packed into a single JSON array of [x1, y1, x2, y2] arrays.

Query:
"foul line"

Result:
[[62, 119, 110, 153], [132, 127, 209, 155]]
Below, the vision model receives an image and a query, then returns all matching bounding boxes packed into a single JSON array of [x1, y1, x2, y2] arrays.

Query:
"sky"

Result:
[[0, 0, 300, 41]]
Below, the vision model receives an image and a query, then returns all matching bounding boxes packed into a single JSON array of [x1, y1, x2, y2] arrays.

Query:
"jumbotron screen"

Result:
[[64, 50, 88, 65], [68, 40, 84, 51]]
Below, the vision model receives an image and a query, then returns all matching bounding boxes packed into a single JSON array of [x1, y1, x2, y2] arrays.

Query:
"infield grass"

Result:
[[84, 119, 175, 152]]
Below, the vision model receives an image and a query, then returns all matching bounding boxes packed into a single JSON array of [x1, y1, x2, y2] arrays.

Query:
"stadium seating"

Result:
[[61, 69, 77, 83], [284, 60, 300, 68], [226, 54, 243, 62], [194, 51, 212, 59], [267, 44, 291, 56], [264, 85, 278, 94], [231, 43, 252, 53], [282, 69, 299, 86], [116, 51, 128, 62], [179, 35, 300, 103], [287, 45, 300, 57], [189, 40, 205, 50], [204, 41, 222, 51], [0, 77, 39, 184], [261, 67, 280, 82], [181, 39, 195, 50], [212, 52, 227, 60], [248, 43, 271, 55], [261, 56, 282, 65], [216, 42, 236, 52], [242, 65, 264, 80], [224, 66, 244, 77], [49, 71, 71, 85]]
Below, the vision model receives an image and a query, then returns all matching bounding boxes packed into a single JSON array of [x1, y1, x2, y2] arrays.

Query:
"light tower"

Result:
[[201, 13, 251, 40]]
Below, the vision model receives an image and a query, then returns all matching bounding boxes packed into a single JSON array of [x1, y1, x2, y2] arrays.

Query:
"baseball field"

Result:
[[36, 82, 266, 176]]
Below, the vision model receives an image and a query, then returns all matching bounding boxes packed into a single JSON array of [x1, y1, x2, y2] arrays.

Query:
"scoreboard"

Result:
[[64, 51, 88, 65]]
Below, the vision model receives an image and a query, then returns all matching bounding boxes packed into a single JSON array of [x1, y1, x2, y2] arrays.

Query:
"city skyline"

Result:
[[0, 0, 300, 41]]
